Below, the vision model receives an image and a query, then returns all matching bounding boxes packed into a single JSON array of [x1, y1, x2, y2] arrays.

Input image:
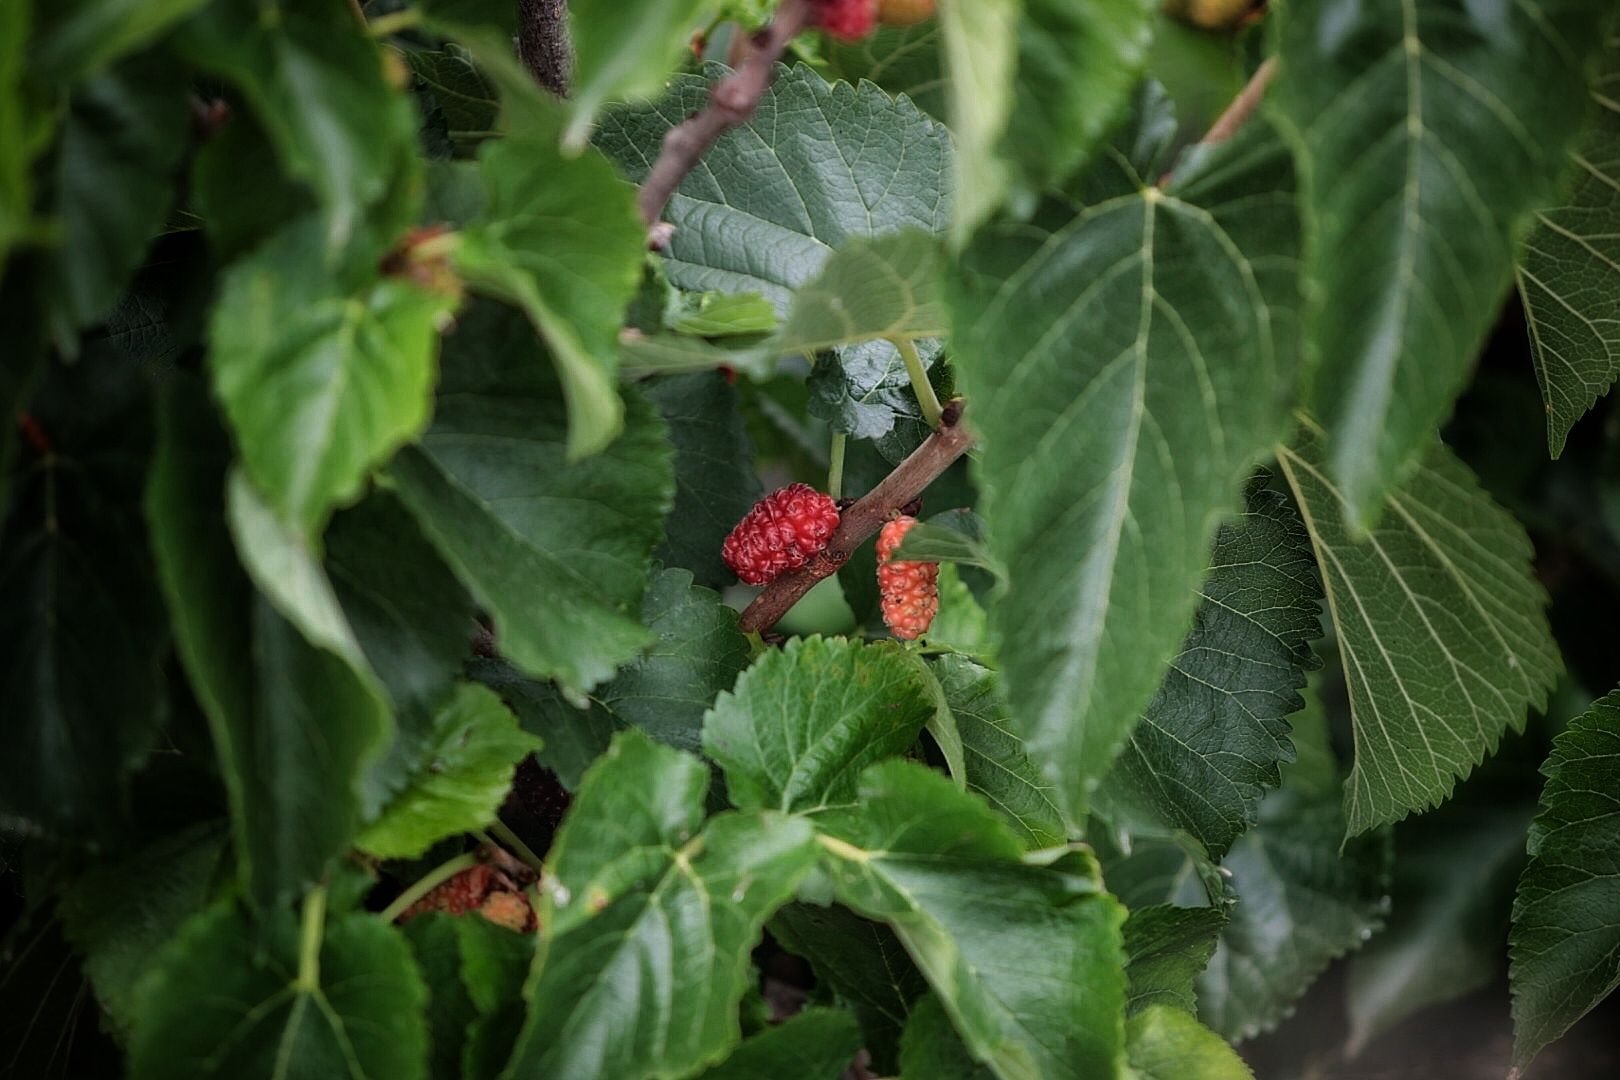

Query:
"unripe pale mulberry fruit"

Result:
[[723, 483, 842, 585], [878, 0, 936, 27], [877, 515, 939, 640]]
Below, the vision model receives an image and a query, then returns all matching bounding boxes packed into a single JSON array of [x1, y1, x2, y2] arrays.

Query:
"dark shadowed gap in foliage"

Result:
[[1444, 295, 1620, 699], [498, 757, 572, 859]]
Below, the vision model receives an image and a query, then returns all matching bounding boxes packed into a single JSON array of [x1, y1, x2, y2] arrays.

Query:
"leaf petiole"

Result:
[[894, 337, 943, 429], [377, 851, 480, 924]]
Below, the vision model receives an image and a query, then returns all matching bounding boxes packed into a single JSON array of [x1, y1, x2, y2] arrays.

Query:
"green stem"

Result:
[[894, 337, 942, 429], [296, 885, 328, 990], [488, 821, 547, 879], [378, 851, 479, 925], [366, 8, 422, 36], [827, 434, 846, 499]]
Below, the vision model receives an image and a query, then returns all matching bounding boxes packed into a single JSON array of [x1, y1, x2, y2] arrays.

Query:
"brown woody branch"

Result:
[[739, 400, 975, 634], [517, 0, 572, 97], [636, 0, 818, 231]]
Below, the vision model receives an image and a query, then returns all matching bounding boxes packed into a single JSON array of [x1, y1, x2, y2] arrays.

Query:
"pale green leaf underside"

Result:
[[1095, 482, 1322, 860], [1271, 0, 1614, 522], [1277, 430, 1559, 835], [949, 124, 1301, 821], [1509, 690, 1620, 1071], [506, 732, 817, 1080], [1519, 37, 1620, 456]]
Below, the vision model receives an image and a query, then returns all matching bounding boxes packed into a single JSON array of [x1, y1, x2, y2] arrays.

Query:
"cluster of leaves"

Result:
[[3, 1, 1620, 1079]]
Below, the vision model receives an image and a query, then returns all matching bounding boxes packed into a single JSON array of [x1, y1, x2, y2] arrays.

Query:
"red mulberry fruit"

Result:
[[722, 483, 842, 585], [877, 515, 939, 641], [813, 0, 878, 41]]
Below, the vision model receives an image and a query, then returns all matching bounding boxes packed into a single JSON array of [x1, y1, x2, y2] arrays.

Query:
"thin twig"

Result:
[[1198, 57, 1278, 147], [637, 0, 818, 232], [739, 399, 975, 633]]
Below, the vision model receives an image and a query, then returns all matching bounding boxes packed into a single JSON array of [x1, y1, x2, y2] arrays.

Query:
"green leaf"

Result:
[[148, 377, 391, 907], [822, 22, 947, 121], [931, 655, 1066, 848], [0, 0, 38, 265], [929, 563, 995, 657], [939, 0, 1157, 237], [1275, 430, 1561, 835], [669, 291, 779, 336], [1270, 0, 1616, 522], [1095, 481, 1323, 859], [472, 564, 748, 783], [325, 490, 479, 812], [646, 373, 762, 589], [1518, 37, 1620, 457], [43, 51, 189, 344], [410, 45, 500, 157], [129, 902, 428, 1080], [358, 683, 540, 858], [455, 916, 533, 1079], [703, 636, 934, 815], [1196, 790, 1393, 1041], [1122, 905, 1225, 1017], [564, 0, 719, 150], [596, 64, 952, 311], [891, 510, 996, 571], [388, 301, 673, 697], [1125, 1005, 1252, 1080], [401, 916, 481, 1080], [174, 0, 419, 250], [32, 0, 210, 81], [504, 731, 818, 1080], [775, 230, 947, 354], [225, 469, 376, 677], [949, 123, 1301, 820], [821, 761, 1129, 1080], [1346, 804, 1533, 1054], [58, 823, 229, 1036], [0, 350, 164, 841], [455, 113, 647, 458], [598, 566, 753, 754], [210, 220, 453, 533], [690, 1007, 863, 1080], [1509, 689, 1620, 1071], [897, 992, 995, 1080], [808, 336, 943, 441], [772, 904, 928, 1074], [403, 913, 533, 1080]]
